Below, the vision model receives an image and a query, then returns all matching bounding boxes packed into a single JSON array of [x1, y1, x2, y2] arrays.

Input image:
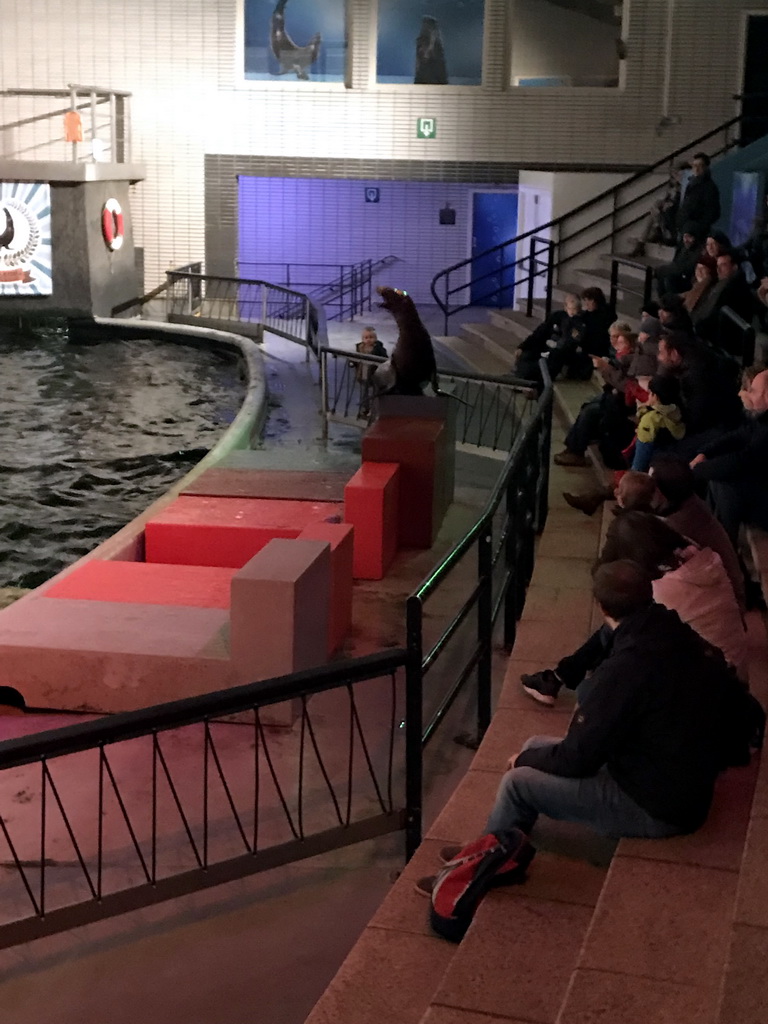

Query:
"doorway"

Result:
[[741, 14, 768, 147], [469, 191, 519, 307]]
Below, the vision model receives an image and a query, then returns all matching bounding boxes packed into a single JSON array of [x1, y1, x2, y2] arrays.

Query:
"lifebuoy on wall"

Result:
[[102, 198, 125, 251]]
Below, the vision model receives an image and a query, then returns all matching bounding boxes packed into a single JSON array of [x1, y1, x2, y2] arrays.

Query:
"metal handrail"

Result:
[[719, 305, 756, 367], [609, 256, 655, 311], [431, 112, 746, 330]]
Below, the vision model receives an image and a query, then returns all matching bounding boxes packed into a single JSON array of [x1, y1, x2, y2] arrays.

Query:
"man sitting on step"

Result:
[[468, 561, 753, 844]]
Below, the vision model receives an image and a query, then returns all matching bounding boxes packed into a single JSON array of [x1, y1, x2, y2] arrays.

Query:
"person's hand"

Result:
[[592, 356, 608, 369], [690, 454, 707, 468], [506, 751, 520, 770]]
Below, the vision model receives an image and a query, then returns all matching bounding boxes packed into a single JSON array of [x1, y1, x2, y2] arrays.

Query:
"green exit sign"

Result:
[[416, 117, 437, 139]]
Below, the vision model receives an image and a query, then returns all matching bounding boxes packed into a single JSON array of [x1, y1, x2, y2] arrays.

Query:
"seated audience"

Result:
[[472, 561, 752, 843], [598, 511, 748, 680], [694, 251, 755, 346], [658, 294, 695, 336], [675, 152, 721, 241], [656, 329, 741, 455], [616, 458, 746, 611], [629, 374, 685, 471], [682, 260, 717, 321], [655, 226, 702, 298], [691, 366, 768, 544], [515, 293, 588, 385], [579, 286, 616, 358]]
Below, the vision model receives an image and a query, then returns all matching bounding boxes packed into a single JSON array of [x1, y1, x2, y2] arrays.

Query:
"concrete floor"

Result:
[[0, 332, 512, 1024]]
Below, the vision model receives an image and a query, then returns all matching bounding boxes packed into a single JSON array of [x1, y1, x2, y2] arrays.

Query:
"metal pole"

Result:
[[404, 597, 424, 861], [503, 476, 518, 651], [69, 87, 77, 163], [609, 259, 620, 310], [89, 91, 97, 160], [535, 387, 553, 534], [320, 350, 329, 442], [477, 523, 493, 738], [545, 240, 555, 319], [526, 237, 535, 317], [109, 92, 117, 162]]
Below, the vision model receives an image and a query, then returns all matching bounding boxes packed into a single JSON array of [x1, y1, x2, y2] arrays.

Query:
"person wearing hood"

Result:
[[691, 366, 768, 543], [630, 374, 686, 471], [675, 152, 721, 240], [655, 224, 704, 297]]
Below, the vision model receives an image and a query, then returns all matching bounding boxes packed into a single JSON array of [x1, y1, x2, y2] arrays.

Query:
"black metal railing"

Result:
[[431, 113, 750, 332], [0, 651, 417, 949], [319, 345, 537, 450], [165, 270, 322, 357], [609, 256, 655, 312], [407, 362, 552, 750], [718, 305, 757, 368]]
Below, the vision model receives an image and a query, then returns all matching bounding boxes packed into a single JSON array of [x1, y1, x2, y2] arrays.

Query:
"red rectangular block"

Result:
[[362, 417, 447, 548], [45, 560, 235, 609], [144, 495, 343, 568], [344, 463, 399, 581], [299, 522, 354, 655]]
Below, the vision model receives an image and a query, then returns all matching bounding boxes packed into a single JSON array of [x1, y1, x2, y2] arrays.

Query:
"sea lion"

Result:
[[373, 286, 440, 397], [0, 209, 14, 250], [270, 0, 322, 82], [414, 16, 448, 85]]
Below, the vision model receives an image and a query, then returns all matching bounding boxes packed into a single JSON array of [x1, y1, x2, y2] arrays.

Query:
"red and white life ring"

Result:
[[102, 198, 125, 251]]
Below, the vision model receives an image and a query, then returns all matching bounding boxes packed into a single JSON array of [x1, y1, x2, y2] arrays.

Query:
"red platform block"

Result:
[[45, 560, 235, 609], [344, 463, 399, 581], [299, 522, 354, 655], [362, 417, 448, 548], [144, 495, 343, 568]]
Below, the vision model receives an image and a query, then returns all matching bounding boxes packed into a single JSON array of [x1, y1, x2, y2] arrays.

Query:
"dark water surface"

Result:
[[0, 326, 245, 588]]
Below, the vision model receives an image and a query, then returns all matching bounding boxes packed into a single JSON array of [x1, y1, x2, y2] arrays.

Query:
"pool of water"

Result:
[[0, 325, 245, 588]]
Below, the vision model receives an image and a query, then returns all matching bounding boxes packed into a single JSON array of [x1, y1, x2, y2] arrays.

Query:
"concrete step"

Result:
[[459, 321, 521, 364], [488, 307, 539, 341], [435, 334, 516, 377]]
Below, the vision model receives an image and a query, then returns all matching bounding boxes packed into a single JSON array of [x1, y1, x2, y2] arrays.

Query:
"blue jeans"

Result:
[[484, 736, 684, 839], [631, 438, 655, 471]]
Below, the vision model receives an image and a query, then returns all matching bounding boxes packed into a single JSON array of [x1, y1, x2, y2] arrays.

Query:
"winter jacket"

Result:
[[665, 495, 746, 611], [515, 603, 741, 830], [676, 171, 721, 238], [694, 272, 755, 344], [628, 338, 659, 379], [520, 310, 585, 356], [581, 304, 617, 357], [600, 352, 634, 393], [694, 410, 768, 483], [636, 402, 685, 444], [652, 546, 748, 681], [663, 347, 741, 436]]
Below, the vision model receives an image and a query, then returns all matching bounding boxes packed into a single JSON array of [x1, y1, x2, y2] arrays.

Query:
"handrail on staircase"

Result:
[[431, 113, 744, 333]]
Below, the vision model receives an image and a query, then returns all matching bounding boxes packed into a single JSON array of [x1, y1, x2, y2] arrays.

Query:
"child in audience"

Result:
[[630, 374, 686, 471]]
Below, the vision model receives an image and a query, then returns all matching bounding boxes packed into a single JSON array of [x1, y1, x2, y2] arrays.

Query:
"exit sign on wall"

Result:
[[416, 117, 437, 139]]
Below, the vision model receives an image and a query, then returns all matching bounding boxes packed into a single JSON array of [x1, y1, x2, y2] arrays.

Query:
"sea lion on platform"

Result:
[[271, 0, 322, 81], [0, 209, 14, 250], [414, 16, 448, 85], [373, 286, 441, 397]]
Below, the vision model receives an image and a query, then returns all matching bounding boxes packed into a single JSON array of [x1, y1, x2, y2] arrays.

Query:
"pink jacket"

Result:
[[652, 546, 749, 681]]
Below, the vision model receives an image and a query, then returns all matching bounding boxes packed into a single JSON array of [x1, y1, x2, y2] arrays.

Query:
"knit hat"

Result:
[[639, 316, 662, 340], [648, 374, 680, 407]]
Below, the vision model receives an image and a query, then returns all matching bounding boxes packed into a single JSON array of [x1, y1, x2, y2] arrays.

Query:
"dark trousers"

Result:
[[565, 393, 634, 467]]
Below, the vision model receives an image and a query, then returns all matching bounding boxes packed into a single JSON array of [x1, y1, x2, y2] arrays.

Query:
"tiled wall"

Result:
[[0, 0, 765, 289]]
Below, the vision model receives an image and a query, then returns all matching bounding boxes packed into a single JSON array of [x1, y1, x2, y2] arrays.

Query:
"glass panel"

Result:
[[510, 0, 625, 89], [377, 0, 485, 86]]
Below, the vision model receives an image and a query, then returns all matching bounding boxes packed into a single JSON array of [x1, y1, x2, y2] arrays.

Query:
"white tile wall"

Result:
[[1, 0, 765, 288]]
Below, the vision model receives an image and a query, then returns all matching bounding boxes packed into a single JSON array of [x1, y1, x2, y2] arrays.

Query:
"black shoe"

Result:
[[521, 670, 562, 707]]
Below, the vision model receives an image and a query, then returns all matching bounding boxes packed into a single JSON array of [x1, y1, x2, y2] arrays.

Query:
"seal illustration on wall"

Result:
[[0, 183, 53, 295], [270, 0, 322, 81], [0, 197, 41, 282]]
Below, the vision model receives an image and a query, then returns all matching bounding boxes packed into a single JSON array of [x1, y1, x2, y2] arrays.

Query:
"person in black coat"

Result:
[[580, 286, 616, 358], [515, 293, 588, 385], [694, 252, 757, 347], [675, 152, 721, 240], [655, 225, 703, 297], [480, 561, 754, 840], [691, 366, 768, 543]]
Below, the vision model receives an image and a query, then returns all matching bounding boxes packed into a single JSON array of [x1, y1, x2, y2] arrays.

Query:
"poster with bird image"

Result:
[[377, 0, 485, 85], [243, 0, 347, 82], [0, 183, 52, 296]]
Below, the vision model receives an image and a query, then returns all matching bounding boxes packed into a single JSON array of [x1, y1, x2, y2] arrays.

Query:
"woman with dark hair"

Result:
[[682, 261, 717, 321], [580, 286, 616, 359], [599, 511, 748, 679]]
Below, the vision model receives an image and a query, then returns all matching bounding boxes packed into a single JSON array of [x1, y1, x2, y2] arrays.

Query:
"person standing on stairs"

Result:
[[675, 152, 721, 242]]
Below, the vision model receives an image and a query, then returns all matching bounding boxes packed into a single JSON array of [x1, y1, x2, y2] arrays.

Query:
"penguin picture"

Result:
[[414, 16, 448, 85]]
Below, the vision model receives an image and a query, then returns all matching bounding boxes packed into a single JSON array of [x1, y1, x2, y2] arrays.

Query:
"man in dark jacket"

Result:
[[515, 293, 587, 386], [694, 251, 756, 347], [657, 329, 742, 454], [692, 366, 768, 543], [675, 152, 721, 240], [486, 561, 747, 839], [655, 225, 703, 297]]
